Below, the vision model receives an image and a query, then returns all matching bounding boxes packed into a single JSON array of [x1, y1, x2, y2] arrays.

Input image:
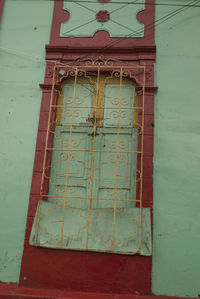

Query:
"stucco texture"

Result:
[[0, 0, 53, 282], [152, 2, 200, 297]]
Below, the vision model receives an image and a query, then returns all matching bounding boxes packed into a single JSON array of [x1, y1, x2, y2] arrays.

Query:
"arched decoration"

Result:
[[50, 56, 145, 90]]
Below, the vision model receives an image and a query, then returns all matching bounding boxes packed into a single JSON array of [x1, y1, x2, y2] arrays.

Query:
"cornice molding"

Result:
[[39, 83, 61, 91], [45, 44, 156, 62], [46, 44, 156, 54], [136, 86, 158, 93]]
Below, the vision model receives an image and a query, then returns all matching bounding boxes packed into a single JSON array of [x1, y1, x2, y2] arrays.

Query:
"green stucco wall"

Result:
[[0, 1, 200, 297], [152, 2, 200, 297], [0, 0, 53, 282]]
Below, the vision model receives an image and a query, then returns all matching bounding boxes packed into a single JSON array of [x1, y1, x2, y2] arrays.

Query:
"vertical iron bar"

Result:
[[60, 68, 78, 245], [86, 66, 100, 249], [112, 68, 123, 250], [34, 63, 56, 244], [138, 65, 145, 253]]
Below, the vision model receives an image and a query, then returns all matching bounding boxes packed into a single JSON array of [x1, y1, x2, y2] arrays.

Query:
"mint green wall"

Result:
[[0, 0, 53, 282], [153, 2, 200, 297]]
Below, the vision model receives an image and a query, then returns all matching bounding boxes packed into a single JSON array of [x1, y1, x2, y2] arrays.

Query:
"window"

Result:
[[20, 0, 156, 290], [30, 65, 151, 255]]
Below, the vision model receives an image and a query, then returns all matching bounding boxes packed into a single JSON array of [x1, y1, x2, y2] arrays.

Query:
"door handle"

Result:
[[86, 114, 102, 136]]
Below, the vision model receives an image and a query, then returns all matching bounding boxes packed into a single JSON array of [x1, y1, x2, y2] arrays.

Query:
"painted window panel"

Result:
[[104, 83, 135, 127], [48, 128, 91, 208], [61, 82, 94, 126]]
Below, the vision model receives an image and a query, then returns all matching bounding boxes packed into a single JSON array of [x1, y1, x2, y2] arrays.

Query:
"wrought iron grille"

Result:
[[30, 58, 151, 255]]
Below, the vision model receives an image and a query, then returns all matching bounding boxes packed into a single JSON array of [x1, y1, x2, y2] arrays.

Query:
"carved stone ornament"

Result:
[[96, 10, 110, 22]]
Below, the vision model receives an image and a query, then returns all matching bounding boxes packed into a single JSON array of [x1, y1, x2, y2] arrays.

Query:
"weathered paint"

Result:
[[0, 0, 53, 282], [152, 2, 200, 297], [0, 0, 199, 297]]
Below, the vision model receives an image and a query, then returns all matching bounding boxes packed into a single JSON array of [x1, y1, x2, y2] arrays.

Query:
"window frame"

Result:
[[20, 59, 155, 294], [20, 0, 156, 290]]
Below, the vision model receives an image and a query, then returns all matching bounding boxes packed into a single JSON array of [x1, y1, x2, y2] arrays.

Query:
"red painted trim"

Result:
[[45, 44, 156, 61], [21, 247, 152, 295], [0, 283, 191, 299], [0, 0, 5, 24], [20, 0, 157, 295], [49, 0, 156, 49]]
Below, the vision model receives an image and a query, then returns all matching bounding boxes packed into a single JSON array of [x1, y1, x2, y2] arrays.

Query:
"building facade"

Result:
[[0, 0, 200, 298]]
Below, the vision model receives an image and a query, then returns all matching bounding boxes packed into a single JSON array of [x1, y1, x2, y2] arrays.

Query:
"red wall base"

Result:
[[20, 245, 151, 295], [0, 283, 189, 299]]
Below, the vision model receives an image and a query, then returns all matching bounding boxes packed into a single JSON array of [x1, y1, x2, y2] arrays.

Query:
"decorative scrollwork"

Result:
[[84, 56, 115, 66]]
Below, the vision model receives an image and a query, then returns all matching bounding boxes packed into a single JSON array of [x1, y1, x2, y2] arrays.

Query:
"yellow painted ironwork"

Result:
[[33, 58, 147, 254]]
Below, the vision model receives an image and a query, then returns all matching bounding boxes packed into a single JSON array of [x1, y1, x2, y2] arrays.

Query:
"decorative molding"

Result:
[[45, 44, 157, 62], [60, 0, 145, 38], [136, 86, 158, 93], [46, 44, 156, 53], [39, 83, 61, 91], [50, 0, 155, 48]]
